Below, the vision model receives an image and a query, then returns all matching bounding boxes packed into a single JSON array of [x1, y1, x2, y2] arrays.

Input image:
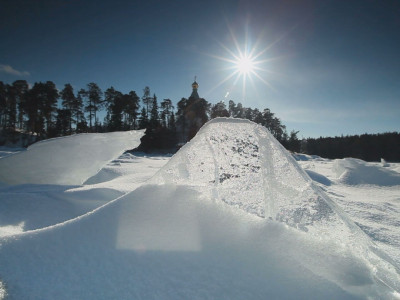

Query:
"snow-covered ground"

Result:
[[0, 119, 399, 299], [0, 152, 170, 237], [297, 155, 400, 268]]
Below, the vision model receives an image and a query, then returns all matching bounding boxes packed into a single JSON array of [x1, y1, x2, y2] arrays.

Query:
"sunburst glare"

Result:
[[205, 26, 279, 101], [236, 54, 255, 75]]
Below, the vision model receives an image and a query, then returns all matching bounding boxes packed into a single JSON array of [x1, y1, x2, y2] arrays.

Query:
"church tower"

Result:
[[190, 76, 200, 99]]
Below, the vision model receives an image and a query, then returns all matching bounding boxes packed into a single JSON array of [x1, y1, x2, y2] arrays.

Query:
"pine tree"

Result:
[[160, 98, 173, 128], [12, 80, 29, 130], [25, 83, 45, 137], [85, 83, 103, 131], [104, 86, 118, 124], [149, 94, 159, 128], [139, 107, 148, 129], [210, 101, 229, 118], [110, 91, 124, 131], [55, 109, 71, 136], [5, 84, 17, 130], [42, 81, 59, 134], [0, 82, 6, 129], [60, 84, 76, 134], [125, 91, 140, 129], [169, 112, 176, 131], [176, 97, 188, 142], [142, 86, 152, 120]]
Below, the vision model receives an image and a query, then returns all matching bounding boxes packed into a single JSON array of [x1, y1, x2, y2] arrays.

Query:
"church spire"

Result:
[[190, 76, 200, 99]]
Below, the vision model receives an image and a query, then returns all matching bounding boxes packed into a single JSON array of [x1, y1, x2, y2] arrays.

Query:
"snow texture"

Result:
[[0, 130, 144, 185], [0, 185, 376, 300]]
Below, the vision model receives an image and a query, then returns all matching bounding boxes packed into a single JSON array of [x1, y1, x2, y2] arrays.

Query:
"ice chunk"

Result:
[[0, 130, 144, 185], [151, 118, 359, 236]]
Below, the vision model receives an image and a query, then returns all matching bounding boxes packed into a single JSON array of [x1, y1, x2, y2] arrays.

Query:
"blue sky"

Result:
[[1, 0, 399, 138]]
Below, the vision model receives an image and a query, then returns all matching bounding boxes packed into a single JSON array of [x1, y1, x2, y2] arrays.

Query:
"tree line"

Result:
[[0, 79, 300, 152], [303, 133, 400, 162], [2, 80, 397, 161]]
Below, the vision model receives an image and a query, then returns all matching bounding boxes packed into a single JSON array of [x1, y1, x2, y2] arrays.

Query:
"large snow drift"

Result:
[[0, 130, 144, 185]]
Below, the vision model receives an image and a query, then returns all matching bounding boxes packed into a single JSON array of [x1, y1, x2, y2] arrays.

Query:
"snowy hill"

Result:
[[0, 119, 400, 299]]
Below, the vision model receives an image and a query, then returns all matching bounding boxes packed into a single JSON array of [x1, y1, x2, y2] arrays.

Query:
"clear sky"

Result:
[[1, 0, 399, 138]]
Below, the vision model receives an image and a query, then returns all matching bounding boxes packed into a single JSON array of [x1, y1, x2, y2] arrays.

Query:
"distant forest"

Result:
[[1, 80, 398, 161], [0, 80, 298, 152], [303, 133, 400, 162]]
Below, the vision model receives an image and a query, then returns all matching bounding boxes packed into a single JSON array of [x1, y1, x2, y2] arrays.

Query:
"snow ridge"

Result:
[[0, 130, 144, 185]]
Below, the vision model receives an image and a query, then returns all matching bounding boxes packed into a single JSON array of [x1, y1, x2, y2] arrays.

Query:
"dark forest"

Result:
[[1, 80, 398, 161]]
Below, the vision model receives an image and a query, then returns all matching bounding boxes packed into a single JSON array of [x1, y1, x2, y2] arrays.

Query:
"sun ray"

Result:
[[204, 70, 240, 97], [226, 20, 244, 59], [251, 23, 300, 61], [204, 23, 284, 100], [214, 39, 240, 61], [251, 70, 277, 92]]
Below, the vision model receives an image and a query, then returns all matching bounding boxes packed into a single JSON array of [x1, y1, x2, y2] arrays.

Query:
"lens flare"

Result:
[[204, 24, 280, 101]]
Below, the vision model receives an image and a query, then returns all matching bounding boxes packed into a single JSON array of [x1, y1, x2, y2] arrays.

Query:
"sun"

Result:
[[204, 26, 276, 100], [236, 54, 255, 75]]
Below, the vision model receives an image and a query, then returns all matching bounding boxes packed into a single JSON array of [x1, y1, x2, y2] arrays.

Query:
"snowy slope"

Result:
[[0, 152, 169, 236], [0, 119, 400, 299], [0, 130, 144, 185], [0, 185, 370, 300]]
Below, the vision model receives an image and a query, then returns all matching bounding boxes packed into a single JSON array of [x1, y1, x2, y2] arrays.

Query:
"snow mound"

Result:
[[151, 119, 360, 236], [0, 130, 144, 185], [333, 158, 400, 186], [0, 185, 396, 299]]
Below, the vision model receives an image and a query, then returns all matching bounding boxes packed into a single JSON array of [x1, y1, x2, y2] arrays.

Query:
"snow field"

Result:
[[0, 119, 400, 299], [0, 185, 376, 299], [0, 153, 169, 236], [298, 155, 400, 269]]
